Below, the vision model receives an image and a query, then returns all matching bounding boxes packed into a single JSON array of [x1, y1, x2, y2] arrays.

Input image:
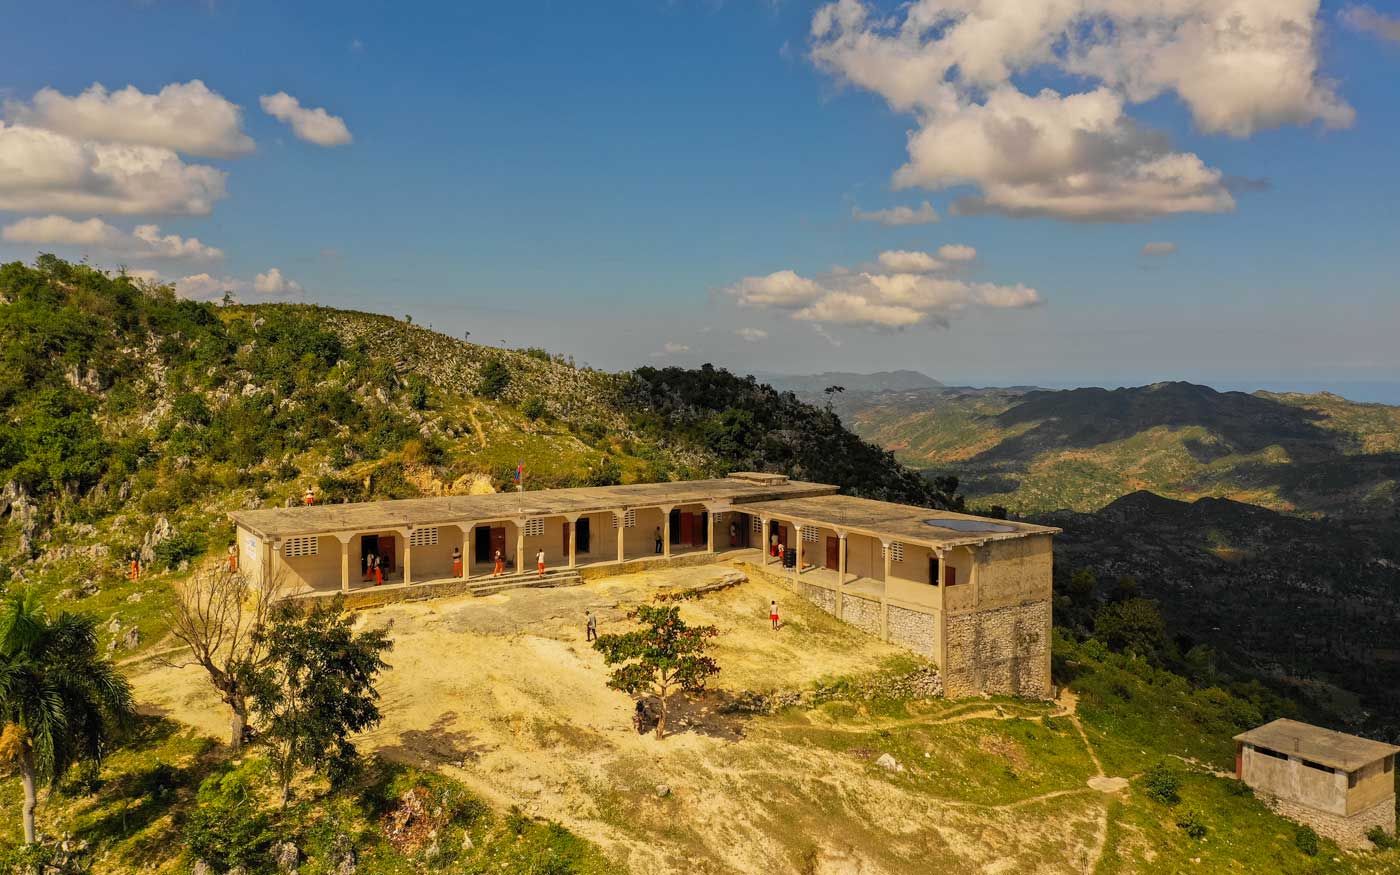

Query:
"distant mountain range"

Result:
[[823, 380, 1400, 519], [754, 369, 945, 395]]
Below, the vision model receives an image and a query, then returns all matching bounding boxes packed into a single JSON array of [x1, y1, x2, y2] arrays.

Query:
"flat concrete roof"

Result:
[[1234, 719, 1400, 772], [231, 477, 837, 539], [740, 493, 1059, 549]]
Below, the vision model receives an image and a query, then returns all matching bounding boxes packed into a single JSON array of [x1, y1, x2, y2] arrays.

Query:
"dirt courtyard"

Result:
[[131, 564, 1111, 875]]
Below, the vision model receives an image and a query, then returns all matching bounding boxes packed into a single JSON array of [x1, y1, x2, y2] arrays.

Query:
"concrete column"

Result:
[[880, 540, 891, 642], [338, 535, 351, 593], [760, 517, 770, 566], [516, 526, 525, 576], [794, 527, 804, 577], [567, 517, 578, 569], [464, 524, 474, 580], [402, 529, 413, 585], [707, 512, 716, 555], [662, 507, 672, 560], [838, 532, 848, 585], [615, 510, 625, 564]]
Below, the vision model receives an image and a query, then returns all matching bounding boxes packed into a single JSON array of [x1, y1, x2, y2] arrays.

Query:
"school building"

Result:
[[229, 472, 1059, 699]]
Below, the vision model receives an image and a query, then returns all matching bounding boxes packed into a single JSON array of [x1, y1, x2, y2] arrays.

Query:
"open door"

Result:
[[377, 535, 396, 573], [577, 517, 590, 553], [490, 526, 507, 563]]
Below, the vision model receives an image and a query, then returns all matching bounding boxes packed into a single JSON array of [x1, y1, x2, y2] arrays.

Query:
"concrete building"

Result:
[[1234, 718, 1398, 847], [230, 473, 1059, 699]]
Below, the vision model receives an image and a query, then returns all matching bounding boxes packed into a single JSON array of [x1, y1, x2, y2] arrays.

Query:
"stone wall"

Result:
[[887, 604, 937, 660], [841, 594, 882, 639], [800, 582, 837, 616], [1269, 795, 1396, 849], [943, 599, 1051, 699]]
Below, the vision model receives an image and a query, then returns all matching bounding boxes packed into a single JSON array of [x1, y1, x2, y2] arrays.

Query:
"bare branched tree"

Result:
[[162, 561, 285, 750]]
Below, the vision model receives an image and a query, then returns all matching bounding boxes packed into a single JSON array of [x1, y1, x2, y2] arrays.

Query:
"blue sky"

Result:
[[1, 1, 1397, 399]]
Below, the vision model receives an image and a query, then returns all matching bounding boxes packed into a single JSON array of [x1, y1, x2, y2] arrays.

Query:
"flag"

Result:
[[514, 461, 523, 485]]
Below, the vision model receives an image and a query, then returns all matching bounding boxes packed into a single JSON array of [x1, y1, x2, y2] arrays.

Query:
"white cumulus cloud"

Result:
[[176, 268, 302, 301], [259, 93, 352, 147], [1342, 5, 1400, 42], [5, 80, 254, 159], [809, 0, 1350, 221], [937, 244, 976, 262], [852, 201, 939, 226], [0, 122, 227, 215], [727, 249, 1041, 331], [1, 215, 223, 260], [876, 250, 944, 273]]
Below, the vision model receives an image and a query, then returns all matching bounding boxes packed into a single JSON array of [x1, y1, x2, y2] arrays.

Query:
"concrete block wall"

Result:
[[841, 594, 882, 639], [1270, 795, 1396, 849], [887, 604, 938, 659], [799, 581, 836, 614]]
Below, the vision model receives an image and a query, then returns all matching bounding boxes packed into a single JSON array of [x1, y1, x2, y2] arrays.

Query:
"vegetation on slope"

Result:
[[838, 382, 1400, 517]]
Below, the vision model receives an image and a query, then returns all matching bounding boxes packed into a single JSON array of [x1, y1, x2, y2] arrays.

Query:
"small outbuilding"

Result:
[[1234, 718, 1398, 847]]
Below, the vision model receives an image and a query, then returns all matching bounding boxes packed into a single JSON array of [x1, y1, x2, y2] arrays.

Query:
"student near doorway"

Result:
[[654, 526, 663, 554], [536, 548, 546, 577], [493, 550, 504, 577], [451, 546, 463, 578]]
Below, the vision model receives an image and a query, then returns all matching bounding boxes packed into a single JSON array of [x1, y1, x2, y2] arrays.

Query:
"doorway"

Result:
[[826, 536, 840, 571]]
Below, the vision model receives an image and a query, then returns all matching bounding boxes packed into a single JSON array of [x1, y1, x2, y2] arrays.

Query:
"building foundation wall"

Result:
[[841, 594, 882, 639], [887, 604, 938, 660], [1268, 794, 1396, 849], [943, 599, 1051, 699]]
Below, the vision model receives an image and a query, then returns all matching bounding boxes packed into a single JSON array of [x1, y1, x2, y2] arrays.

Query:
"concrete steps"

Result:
[[465, 569, 584, 597]]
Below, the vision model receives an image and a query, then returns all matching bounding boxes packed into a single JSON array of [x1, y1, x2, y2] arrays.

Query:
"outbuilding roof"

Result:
[[1234, 719, 1400, 772]]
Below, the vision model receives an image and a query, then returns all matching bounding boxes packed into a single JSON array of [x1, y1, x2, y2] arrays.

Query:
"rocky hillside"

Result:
[[836, 381, 1400, 518]]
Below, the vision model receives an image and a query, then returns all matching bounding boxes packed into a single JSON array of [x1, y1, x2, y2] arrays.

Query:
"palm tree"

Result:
[[0, 590, 135, 844]]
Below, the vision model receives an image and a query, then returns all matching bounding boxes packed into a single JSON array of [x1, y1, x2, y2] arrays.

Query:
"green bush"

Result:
[[1367, 825, 1397, 850], [1176, 807, 1208, 840], [1294, 824, 1319, 856], [153, 531, 206, 570], [478, 359, 510, 399], [1143, 760, 1181, 806], [183, 765, 278, 872], [521, 396, 547, 420]]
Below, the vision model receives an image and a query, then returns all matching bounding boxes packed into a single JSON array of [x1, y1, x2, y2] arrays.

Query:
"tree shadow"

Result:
[[639, 690, 754, 742], [374, 712, 495, 768]]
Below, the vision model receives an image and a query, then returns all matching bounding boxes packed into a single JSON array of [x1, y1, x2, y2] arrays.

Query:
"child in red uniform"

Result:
[[493, 550, 504, 577], [374, 555, 384, 586], [770, 600, 779, 631], [452, 546, 463, 578], [536, 548, 546, 577]]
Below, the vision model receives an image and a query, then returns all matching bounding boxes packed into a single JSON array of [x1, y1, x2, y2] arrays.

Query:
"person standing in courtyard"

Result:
[[770, 528, 779, 557], [585, 609, 597, 642], [373, 554, 384, 586], [452, 545, 463, 578], [654, 525, 663, 554], [363, 549, 376, 583], [536, 547, 546, 577], [770, 600, 780, 631], [493, 549, 504, 577]]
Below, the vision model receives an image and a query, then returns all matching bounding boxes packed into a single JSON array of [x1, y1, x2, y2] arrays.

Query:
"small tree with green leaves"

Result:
[[245, 599, 392, 805], [593, 601, 719, 739]]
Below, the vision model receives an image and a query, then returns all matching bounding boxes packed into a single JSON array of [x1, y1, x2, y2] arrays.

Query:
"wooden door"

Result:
[[490, 527, 507, 562], [680, 512, 694, 546], [826, 537, 840, 570], [377, 535, 396, 573], [776, 524, 788, 550], [944, 564, 957, 586]]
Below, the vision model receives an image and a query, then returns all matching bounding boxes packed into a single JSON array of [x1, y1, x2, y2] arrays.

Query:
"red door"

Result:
[[777, 524, 788, 550], [826, 537, 840, 570], [679, 512, 694, 546], [377, 535, 396, 573]]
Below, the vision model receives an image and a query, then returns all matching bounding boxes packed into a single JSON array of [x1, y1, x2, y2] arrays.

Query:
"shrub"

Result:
[[182, 765, 277, 871], [521, 396, 547, 421], [478, 359, 510, 399], [1367, 826, 1397, 850], [153, 531, 206, 570], [1143, 760, 1180, 806], [1176, 807, 1207, 840], [1294, 825, 1319, 856]]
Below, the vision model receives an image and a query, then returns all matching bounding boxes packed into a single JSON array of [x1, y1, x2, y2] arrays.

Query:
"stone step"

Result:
[[465, 570, 584, 597]]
